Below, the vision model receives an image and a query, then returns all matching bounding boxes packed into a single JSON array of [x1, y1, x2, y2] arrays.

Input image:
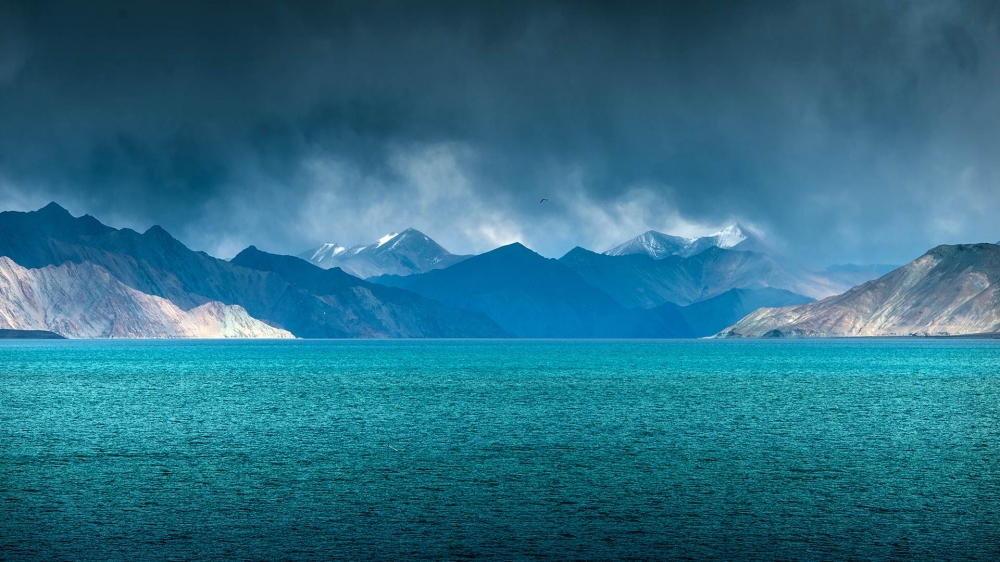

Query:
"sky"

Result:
[[1, 0, 999, 265]]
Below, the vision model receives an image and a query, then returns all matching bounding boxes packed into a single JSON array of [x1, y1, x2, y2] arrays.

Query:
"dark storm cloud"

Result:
[[0, 0, 999, 263]]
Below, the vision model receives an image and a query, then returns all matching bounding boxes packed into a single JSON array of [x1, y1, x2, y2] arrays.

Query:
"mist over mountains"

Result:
[[0, 202, 993, 339], [4, 1, 999, 267], [604, 224, 770, 259]]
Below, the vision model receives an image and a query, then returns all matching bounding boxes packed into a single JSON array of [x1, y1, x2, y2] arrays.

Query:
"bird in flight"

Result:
[[540, 198, 549, 203]]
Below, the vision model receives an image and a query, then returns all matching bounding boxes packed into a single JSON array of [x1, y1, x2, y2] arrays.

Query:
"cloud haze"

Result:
[[1, 0, 999, 264]]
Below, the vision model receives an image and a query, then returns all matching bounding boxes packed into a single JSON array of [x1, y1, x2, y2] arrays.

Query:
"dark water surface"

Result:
[[2, 339, 999, 560]]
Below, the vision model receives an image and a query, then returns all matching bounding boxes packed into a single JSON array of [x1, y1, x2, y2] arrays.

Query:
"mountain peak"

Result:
[[38, 201, 71, 216], [468, 242, 540, 263], [496, 241, 532, 253], [604, 230, 699, 259], [299, 228, 468, 278], [143, 225, 171, 237], [712, 223, 750, 249], [0, 201, 112, 239], [606, 222, 768, 260]]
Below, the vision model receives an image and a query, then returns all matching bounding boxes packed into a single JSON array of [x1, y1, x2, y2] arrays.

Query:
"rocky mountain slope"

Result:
[[0, 257, 290, 338], [299, 228, 469, 278], [721, 244, 1000, 337], [0, 203, 502, 338]]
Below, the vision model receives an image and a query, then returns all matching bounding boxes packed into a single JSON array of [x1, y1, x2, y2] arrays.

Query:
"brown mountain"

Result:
[[720, 244, 1000, 337]]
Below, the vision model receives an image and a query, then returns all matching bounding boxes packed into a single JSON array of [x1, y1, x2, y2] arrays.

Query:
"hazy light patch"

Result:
[[388, 144, 524, 253], [204, 235, 250, 261], [293, 144, 524, 256], [0, 176, 51, 213], [551, 183, 766, 257]]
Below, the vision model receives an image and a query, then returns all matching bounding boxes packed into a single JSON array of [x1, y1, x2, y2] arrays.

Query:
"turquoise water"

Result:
[[2, 339, 999, 560]]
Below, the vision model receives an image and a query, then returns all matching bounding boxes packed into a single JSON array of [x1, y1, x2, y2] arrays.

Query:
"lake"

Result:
[[2, 339, 999, 560]]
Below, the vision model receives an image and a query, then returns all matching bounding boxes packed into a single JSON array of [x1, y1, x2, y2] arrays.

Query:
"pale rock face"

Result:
[[182, 302, 294, 338], [0, 257, 292, 338], [720, 244, 1000, 337]]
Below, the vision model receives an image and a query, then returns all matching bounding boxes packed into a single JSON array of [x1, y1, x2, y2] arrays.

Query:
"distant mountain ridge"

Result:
[[0, 202, 961, 340], [0, 203, 504, 338], [372, 243, 693, 338], [605, 223, 770, 259], [371, 243, 818, 338], [722, 244, 1000, 337], [299, 228, 469, 278], [591, 224, 892, 306], [561, 246, 835, 306], [231, 246, 507, 338]]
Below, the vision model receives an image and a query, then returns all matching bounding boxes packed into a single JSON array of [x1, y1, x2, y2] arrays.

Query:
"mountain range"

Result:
[[721, 243, 1000, 337], [298, 228, 469, 278], [0, 203, 503, 338], [576, 224, 893, 308], [230, 246, 506, 337], [372, 243, 822, 338], [605, 223, 772, 259], [373, 243, 692, 337], [0, 202, 934, 339], [561, 246, 832, 307]]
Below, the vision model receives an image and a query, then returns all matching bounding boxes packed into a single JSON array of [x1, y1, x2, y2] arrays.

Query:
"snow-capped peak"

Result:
[[375, 232, 399, 248], [605, 222, 764, 260], [300, 228, 466, 276], [711, 224, 748, 249], [633, 231, 693, 257], [310, 243, 346, 260], [604, 230, 694, 259]]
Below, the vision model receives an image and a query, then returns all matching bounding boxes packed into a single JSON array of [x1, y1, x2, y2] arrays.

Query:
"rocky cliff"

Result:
[[0, 257, 292, 338], [721, 244, 1000, 337]]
